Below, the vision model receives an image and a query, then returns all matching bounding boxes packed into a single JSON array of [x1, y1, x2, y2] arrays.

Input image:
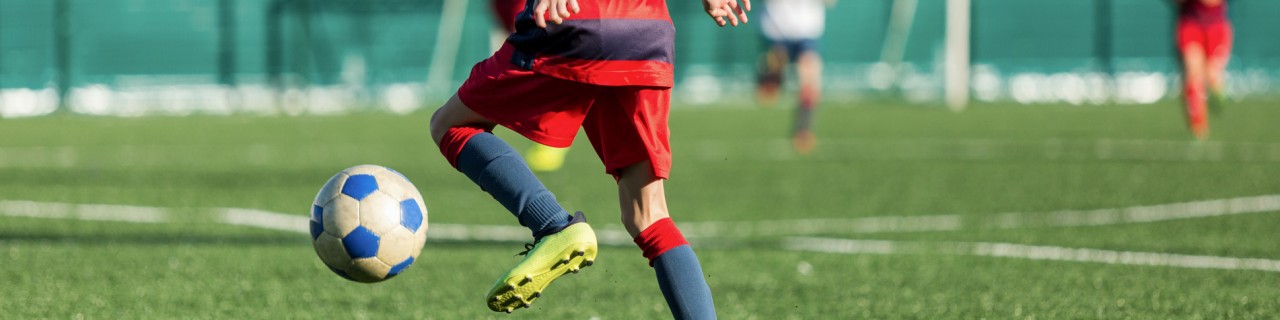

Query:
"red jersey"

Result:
[[1180, 0, 1228, 24], [506, 0, 675, 87], [490, 0, 525, 33]]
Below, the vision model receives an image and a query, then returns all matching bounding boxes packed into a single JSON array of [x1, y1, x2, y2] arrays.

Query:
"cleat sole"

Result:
[[485, 223, 598, 313]]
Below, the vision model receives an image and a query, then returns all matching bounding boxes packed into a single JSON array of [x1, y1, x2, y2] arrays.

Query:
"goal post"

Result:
[[426, 0, 469, 100], [945, 0, 970, 111], [879, 0, 919, 88]]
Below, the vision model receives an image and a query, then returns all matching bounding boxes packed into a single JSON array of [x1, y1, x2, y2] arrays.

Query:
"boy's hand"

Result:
[[533, 0, 581, 28], [703, 0, 751, 27]]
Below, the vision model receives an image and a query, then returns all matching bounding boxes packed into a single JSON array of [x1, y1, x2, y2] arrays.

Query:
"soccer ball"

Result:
[[309, 164, 428, 283]]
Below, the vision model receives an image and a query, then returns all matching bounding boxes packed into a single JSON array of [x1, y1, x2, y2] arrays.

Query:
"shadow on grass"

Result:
[[0, 231, 305, 247], [0, 231, 554, 250]]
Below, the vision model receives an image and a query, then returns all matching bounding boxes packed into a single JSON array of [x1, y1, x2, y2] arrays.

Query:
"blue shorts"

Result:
[[766, 38, 821, 62]]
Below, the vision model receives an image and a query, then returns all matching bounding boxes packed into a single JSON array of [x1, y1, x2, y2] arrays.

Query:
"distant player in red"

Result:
[[1175, 0, 1232, 140], [430, 0, 751, 317]]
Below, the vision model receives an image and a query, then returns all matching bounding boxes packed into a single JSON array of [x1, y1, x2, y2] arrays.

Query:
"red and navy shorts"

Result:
[[457, 44, 673, 179], [1177, 19, 1233, 64]]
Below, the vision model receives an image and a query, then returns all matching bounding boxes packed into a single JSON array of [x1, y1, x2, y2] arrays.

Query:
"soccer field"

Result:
[[2, 101, 1279, 318]]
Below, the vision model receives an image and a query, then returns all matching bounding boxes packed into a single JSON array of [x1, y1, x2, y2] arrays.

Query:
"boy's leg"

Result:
[[430, 95, 572, 240], [620, 161, 717, 320], [1180, 44, 1208, 140], [1177, 23, 1209, 140], [581, 86, 714, 319], [431, 93, 598, 313], [756, 44, 787, 106], [793, 46, 822, 155]]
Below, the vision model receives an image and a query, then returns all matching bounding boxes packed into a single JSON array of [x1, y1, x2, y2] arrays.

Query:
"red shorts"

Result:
[[1177, 20, 1233, 64], [457, 44, 673, 179]]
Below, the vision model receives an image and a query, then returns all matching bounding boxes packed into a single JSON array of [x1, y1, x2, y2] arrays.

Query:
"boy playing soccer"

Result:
[[429, 0, 751, 318]]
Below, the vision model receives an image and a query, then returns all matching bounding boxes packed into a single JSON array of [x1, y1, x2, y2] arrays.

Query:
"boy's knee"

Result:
[[429, 106, 452, 145], [430, 95, 495, 145]]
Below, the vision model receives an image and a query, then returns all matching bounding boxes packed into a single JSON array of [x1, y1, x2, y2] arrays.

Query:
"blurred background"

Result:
[[3, 1, 1280, 318], [2, 0, 1278, 118]]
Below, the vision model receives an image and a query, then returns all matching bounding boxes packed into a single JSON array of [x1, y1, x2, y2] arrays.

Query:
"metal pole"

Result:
[[218, 0, 237, 86], [426, 0, 470, 98], [945, 0, 970, 111], [266, 0, 289, 94], [54, 0, 71, 112], [1095, 0, 1113, 76], [297, 0, 313, 86], [1094, 0, 1114, 104]]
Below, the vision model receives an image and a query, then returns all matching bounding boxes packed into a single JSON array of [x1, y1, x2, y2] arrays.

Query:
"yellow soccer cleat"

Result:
[[486, 212, 598, 313], [525, 144, 569, 172]]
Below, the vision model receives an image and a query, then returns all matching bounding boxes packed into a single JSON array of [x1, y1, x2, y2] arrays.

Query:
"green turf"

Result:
[[1, 100, 1279, 318]]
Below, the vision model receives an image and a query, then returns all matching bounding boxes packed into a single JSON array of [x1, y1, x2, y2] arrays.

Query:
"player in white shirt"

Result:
[[757, 0, 831, 155]]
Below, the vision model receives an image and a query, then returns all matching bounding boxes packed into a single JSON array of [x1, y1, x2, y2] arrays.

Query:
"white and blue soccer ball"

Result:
[[310, 164, 428, 283]]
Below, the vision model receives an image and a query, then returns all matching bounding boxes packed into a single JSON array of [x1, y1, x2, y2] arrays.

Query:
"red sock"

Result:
[[633, 218, 689, 267], [439, 125, 490, 169], [1185, 82, 1206, 124], [799, 83, 820, 110]]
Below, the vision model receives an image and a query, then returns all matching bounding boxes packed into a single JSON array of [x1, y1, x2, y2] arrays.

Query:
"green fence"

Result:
[[1, 0, 1277, 117]]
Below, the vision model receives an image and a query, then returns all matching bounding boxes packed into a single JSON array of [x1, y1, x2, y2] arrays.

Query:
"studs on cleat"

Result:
[[531, 292, 541, 299], [490, 296, 499, 302], [569, 267, 580, 274], [523, 275, 534, 284], [505, 307, 513, 314], [582, 259, 594, 267]]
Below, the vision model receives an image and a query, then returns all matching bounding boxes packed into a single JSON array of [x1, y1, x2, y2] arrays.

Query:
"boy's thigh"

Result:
[[1205, 23, 1233, 65], [457, 47, 598, 148], [581, 87, 672, 179]]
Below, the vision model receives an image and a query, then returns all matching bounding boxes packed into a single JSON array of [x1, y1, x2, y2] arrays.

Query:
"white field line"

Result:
[[215, 207, 638, 246], [689, 138, 1280, 162], [0, 200, 168, 223], [992, 194, 1280, 229], [783, 237, 1280, 273], [5, 194, 1280, 240], [681, 194, 1280, 237], [6, 199, 1280, 273], [680, 215, 964, 237], [217, 207, 310, 233], [0, 200, 635, 245]]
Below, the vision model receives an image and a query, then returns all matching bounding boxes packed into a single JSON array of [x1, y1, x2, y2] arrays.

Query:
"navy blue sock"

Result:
[[653, 245, 717, 319], [455, 132, 571, 239]]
